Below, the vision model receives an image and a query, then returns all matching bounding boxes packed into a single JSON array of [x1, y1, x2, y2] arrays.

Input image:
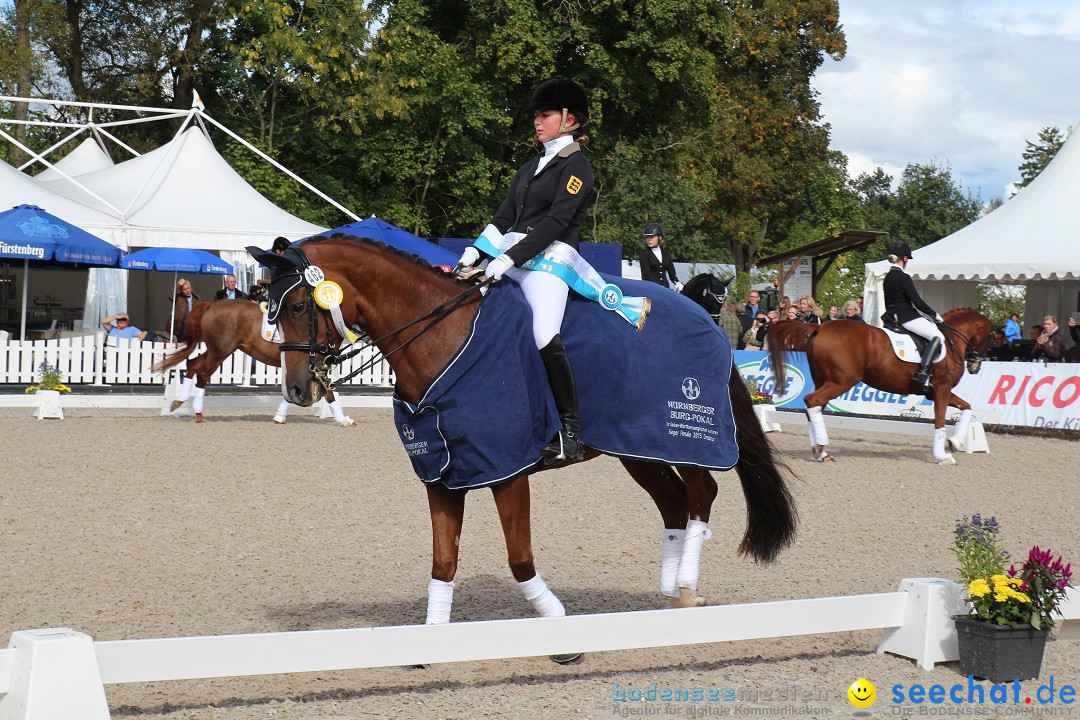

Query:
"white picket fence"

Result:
[[0, 335, 394, 388]]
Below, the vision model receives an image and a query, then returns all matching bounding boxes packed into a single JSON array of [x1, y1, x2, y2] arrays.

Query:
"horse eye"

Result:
[[290, 301, 306, 316]]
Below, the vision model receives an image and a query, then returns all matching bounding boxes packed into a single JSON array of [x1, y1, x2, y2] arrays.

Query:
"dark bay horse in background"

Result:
[[254, 235, 796, 635], [679, 274, 731, 324], [155, 300, 353, 425], [767, 308, 992, 464]]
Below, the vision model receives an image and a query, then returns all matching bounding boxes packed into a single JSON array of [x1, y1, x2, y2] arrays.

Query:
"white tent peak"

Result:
[[37, 125, 325, 251], [34, 136, 114, 182], [908, 122, 1079, 283]]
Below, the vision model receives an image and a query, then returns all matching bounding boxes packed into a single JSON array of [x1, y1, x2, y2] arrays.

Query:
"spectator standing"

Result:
[[717, 303, 745, 350], [742, 290, 763, 321], [249, 284, 268, 304], [785, 305, 798, 321], [1031, 315, 1066, 362], [638, 223, 682, 290], [796, 296, 822, 324], [1003, 313, 1022, 343], [214, 275, 249, 301], [169, 278, 199, 343], [825, 305, 839, 322], [100, 311, 148, 341]]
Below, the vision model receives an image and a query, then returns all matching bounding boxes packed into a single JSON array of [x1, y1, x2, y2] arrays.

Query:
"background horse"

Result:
[[766, 308, 992, 464], [255, 235, 796, 644], [680, 274, 731, 323], [155, 300, 354, 426]]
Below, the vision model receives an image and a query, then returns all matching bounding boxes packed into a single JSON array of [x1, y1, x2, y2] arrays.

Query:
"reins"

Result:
[[320, 277, 492, 390]]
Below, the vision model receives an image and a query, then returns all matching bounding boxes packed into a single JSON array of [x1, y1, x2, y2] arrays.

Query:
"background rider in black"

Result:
[[882, 241, 944, 389], [638, 223, 681, 290]]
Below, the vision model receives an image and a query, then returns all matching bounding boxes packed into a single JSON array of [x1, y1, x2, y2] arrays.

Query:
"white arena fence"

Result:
[[0, 580, 1076, 720], [0, 334, 394, 388]]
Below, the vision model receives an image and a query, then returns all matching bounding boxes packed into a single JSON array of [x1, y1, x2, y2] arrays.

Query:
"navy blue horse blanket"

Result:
[[393, 275, 738, 489]]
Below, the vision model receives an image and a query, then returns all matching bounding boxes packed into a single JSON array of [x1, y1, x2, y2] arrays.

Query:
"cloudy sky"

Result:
[[813, 1, 1079, 201]]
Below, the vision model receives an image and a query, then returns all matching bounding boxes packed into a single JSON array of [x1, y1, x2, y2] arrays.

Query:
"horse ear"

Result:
[[247, 246, 294, 268]]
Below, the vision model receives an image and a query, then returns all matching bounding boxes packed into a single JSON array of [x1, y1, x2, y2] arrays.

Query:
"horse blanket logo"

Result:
[[393, 275, 739, 489]]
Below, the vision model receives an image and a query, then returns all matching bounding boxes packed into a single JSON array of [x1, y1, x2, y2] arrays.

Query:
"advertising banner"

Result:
[[733, 351, 1078, 430]]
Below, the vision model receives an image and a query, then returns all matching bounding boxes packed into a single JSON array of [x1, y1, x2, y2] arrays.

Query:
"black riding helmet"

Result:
[[887, 241, 913, 260], [527, 77, 589, 129]]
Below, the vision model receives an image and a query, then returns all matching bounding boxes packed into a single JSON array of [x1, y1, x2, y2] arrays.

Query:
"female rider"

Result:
[[456, 77, 593, 466], [882, 241, 944, 389]]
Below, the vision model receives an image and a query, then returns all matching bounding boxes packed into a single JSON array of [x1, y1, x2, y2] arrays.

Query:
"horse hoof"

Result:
[[337, 416, 356, 427], [937, 454, 957, 466], [272, 414, 286, 424], [550, 652, 584, 665], [947, 436, 963, 452], [667, 588, 707, 608], [195, 413, 205, 423], [169, 400, 184, 412]]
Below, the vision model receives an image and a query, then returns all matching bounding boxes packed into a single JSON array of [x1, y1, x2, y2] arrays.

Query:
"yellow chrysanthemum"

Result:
[[994, 592, 1010, 602], [969, 579, 990, 597], [1013, 592, 1031, 603], [991, 575, 1010, 585]]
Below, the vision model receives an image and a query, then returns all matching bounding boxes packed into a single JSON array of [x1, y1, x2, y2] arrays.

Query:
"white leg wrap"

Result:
[[660, 529, 686, 598], [425, 578, 455, 624], [933, 427, 949, 462], [518, 572, 565, 618], [192, 386, 206, 414], [178, 376, 195, 402], [276, 399, 291, 415], [328, 399, 346, 422], [806, 406, 828, 447], [676, 519, 711, 591], [952, 409, 972, 440]]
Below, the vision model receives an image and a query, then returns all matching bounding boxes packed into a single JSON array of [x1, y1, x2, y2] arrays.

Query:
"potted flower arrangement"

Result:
[[745, 378, 773, 405], [952, 515, 1073, 682], [26, 360, 71, 420], [25, 360, 73, 395]]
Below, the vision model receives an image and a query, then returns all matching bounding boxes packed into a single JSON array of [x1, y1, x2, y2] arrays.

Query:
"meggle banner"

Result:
[[732, 351, 1079, 429]]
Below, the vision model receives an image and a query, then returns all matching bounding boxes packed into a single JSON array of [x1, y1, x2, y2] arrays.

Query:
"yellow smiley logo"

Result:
[[847, 678, 876, 709]]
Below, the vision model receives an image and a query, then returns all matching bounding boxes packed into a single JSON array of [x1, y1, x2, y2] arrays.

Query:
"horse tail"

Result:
[[766, 322, 818, 390], [729, 362, 798, 563], [153, 302, 211, 373]]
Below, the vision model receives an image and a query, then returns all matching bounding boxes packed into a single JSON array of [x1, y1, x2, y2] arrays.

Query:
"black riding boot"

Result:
[[539, 335, 585, 464], [911, 337, 942, 390]]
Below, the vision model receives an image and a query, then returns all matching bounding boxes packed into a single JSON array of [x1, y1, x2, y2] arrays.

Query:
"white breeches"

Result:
[[901, 317, 945, 360], [506, 267, 568, 348]]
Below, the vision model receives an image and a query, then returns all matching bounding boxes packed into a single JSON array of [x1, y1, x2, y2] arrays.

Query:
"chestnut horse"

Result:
[[253, 235, 796, 639], [155, 300, 352, 425], [766, 308, 992, 464]]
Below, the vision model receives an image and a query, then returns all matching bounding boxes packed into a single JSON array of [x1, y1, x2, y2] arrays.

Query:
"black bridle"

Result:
[[272, 247, 491, 393], [938, 318, 991, 375]]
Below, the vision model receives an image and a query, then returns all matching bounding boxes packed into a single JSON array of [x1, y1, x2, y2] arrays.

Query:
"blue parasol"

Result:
[[0, 204, 122, 339], [120, 247, 233, 342], [304, 216, 458, 267]]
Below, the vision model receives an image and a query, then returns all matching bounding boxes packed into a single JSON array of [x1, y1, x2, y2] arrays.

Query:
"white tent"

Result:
[[33, 136, 115, 181], [865, 122, 1080, 329], [37, 126, 324, 252]]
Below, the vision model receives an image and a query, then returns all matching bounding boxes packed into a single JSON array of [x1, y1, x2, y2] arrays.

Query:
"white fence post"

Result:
[[0, 628, 109, 720]]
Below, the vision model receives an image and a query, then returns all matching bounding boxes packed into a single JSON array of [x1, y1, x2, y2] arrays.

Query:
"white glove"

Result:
[[934, 313, 943, 322], [674, 282, 684, 292], [485, 253, 514, 281], [458, 246, 480, 269]]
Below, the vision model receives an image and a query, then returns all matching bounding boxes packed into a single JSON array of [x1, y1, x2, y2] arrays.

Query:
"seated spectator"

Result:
[[1004, 312, 1022, 343], [1029, 324, 1043, 340], [986, 329, 1012, 361], [840, 300, 863, 321], [717, 303, 745, 350], [1031, 315, 1066, 362], [796, 295, 822, 324], [100, 312, 148, 341]]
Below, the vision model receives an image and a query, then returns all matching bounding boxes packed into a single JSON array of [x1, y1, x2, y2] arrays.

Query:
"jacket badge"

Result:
[[566, 175, 583, 195]]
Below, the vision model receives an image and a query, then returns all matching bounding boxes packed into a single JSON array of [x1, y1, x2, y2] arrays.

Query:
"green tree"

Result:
[[888, 161, 982, 252], [1018, 126, 1067, 188]]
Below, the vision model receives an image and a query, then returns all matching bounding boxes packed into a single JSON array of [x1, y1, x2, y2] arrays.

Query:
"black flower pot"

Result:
[[955, 616, 1049, 683]]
